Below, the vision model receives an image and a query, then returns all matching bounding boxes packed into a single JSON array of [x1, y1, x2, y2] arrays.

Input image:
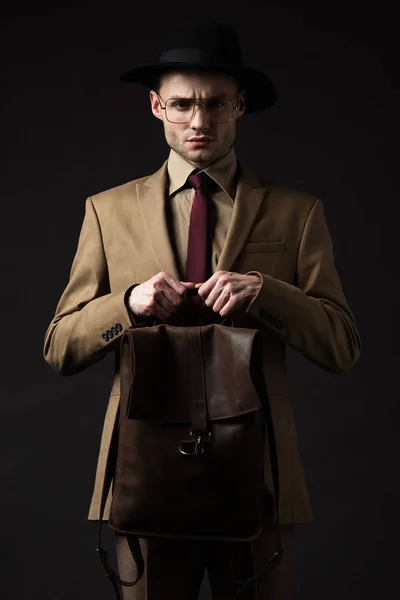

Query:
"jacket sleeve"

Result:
[[43, 197, 143, 376], [245, 198, 361, 373]]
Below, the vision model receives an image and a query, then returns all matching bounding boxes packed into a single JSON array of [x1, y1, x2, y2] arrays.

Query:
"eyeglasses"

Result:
[[157, 94, 240, 124]]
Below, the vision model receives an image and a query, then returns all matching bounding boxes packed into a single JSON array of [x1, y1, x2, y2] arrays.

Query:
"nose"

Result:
[[189, 103, 210, 129]]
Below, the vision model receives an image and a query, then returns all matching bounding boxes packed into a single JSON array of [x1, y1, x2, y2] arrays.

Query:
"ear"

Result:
[[150, 90, 164, 120], [237, 91, 246, 117]]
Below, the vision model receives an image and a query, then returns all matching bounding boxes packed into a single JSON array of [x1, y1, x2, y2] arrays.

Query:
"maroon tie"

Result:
[[185, 171, 209, 283]]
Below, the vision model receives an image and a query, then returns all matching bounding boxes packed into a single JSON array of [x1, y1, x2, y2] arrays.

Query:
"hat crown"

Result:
[[158, 21, 243, 66], [119, 20, 277, 114]]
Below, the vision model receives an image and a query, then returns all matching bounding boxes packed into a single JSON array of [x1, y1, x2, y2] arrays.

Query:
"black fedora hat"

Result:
[[120, 21, 277, 114]]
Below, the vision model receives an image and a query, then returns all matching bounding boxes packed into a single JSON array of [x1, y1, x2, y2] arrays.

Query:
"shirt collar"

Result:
[[167, 146, 237, 200]]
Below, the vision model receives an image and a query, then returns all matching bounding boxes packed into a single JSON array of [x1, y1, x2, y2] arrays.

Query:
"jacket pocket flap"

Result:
[[242, 241, 285, 253]]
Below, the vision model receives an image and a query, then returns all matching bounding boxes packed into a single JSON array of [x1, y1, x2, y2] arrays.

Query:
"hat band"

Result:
[[158, 48, 241, 66]]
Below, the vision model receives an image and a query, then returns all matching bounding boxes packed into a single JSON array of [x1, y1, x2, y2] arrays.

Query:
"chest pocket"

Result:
[[234, 240, 286, 278], [242, 241, 285, 254]]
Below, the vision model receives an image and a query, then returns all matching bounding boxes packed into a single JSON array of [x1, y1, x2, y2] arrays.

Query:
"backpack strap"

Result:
[[95, 400, 144, 598], [230, 332, 283, 595]]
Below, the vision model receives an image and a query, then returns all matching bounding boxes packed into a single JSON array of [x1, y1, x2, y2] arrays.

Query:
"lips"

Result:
[[187, 138, 213, 146], [187, 137, 213, 142]]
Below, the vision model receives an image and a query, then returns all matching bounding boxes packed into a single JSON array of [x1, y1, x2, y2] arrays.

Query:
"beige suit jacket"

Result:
[[43, 159, 361, 524]]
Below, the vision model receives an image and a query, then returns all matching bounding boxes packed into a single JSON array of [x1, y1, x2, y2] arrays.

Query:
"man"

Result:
[[43, 21, 361, 600]]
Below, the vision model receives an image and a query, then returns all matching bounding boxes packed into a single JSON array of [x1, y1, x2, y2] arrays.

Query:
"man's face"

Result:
[[150, 70, 245, 168]]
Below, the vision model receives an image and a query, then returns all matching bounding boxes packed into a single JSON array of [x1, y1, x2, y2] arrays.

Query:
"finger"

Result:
[[217, 290, 239, 316], [154, 275, 186, 307], [153, 295, 174, 322], [180, 281, 196, 288], [143, 278, 179, 313], [219, 298, 234, 317], [204, 276, 229, 308], [197, 273, 220, 298], [211, 289, 230, 313], [160, 272, 188, 296], [156, 285, 183, 310]]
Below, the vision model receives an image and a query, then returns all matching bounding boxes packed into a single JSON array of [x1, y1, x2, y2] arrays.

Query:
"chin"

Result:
[[187, 147, 215, 159]]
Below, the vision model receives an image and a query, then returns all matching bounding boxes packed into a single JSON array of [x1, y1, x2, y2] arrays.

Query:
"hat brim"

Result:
[[120, 62, 277, 113]]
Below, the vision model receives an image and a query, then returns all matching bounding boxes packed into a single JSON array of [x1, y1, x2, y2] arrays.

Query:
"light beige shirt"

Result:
[[166, 147, 237, 280]]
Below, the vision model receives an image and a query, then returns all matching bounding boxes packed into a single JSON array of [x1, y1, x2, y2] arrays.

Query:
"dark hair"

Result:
[[150, 72, 164, 93]]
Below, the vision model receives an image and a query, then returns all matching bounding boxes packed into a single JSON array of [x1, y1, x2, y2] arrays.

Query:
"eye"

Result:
[[170, 99, 193, 110], [208, 98, 228, 108]]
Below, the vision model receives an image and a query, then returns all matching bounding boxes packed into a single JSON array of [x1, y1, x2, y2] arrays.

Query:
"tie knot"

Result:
[[187, 171, 208, 190]]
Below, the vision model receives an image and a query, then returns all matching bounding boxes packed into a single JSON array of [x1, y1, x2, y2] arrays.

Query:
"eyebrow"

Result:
[[167, 94, 231, 99]]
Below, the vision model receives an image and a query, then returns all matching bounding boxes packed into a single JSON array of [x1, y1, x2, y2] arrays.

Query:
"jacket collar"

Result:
[[167, 146, 237, 200]]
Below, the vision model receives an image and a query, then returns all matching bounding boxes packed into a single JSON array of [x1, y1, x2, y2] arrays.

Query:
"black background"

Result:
[[0, 0, 398, 598]]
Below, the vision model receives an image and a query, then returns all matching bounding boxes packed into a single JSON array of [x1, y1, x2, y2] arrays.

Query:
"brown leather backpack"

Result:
[[96, 318, 281, 598]]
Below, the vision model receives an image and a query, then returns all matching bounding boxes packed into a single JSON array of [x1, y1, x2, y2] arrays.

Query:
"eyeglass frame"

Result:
[[156, 93, 242, 124]]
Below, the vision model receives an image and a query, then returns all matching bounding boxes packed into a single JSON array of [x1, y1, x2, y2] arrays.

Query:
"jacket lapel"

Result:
[[136, 159, 270, 281], [136, 161, 181, 281], [216, 163, 269, 273]]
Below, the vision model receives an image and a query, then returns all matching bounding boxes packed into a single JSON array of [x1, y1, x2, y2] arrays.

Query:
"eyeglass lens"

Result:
[[165, 97, 234, 124]]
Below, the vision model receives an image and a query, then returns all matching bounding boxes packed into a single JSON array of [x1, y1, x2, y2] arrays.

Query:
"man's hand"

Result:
[[128, 272, 196, 322], [195, 271, 263, 317]]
